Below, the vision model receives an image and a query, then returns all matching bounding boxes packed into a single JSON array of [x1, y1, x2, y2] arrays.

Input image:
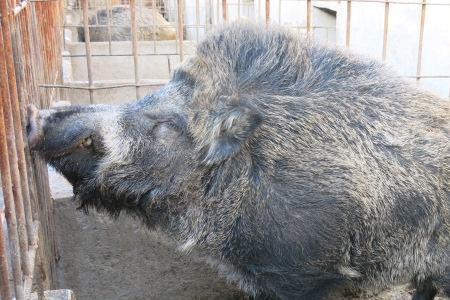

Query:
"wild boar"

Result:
[[77, 5, 176, 42], [28, 23, 450, 300]]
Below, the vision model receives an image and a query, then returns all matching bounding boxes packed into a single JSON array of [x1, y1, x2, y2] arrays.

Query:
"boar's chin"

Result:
[[72, 178, 167, 220]]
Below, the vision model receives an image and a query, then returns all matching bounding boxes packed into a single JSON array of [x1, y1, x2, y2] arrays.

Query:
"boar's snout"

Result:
[[27, 104, 43, 150]]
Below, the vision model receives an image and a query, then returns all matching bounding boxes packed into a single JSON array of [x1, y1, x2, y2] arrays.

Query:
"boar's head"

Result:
[[28, 24, 271, 229]]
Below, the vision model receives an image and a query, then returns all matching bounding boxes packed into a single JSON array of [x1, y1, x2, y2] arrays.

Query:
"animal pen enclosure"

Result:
[[1, 0, 450, 299], [0, 0, 62, 299]]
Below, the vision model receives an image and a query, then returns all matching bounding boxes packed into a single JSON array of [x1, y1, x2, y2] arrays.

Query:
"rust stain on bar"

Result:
[[416, 0, 426, 83], [152, 0, 157, 53], [0, 24, 25, 300], [195, 0, 200, 41], [0, 103, 24, 300], [0, 206, 11, 299], [177, 0, 184, 61], [346, 0, 352, 48], [10, 0, 36, 248], [265, 0, 270, 26], [382, 0, 389, 61], [130, 0, 141, 99], [222, 0, 227, 22], [81, 0, 94, 104], [0, 0, 32, 279], [106, 0, 113, 55]]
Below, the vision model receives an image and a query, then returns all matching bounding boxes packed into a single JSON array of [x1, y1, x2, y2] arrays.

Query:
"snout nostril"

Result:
[[26, 104, 42, 149]]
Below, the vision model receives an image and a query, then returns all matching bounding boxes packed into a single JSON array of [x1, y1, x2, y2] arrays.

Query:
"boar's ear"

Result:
[[200, 104, 262, 165]]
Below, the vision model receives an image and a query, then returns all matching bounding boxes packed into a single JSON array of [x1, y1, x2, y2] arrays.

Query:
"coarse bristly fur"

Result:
[[28, 22, 450, 300]]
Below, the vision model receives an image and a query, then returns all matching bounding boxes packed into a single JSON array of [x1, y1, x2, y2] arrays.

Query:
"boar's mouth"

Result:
[[43, 135, 97, 159]]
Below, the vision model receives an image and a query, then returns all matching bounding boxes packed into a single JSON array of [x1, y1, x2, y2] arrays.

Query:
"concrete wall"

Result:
[[62, 41, 195, 104], [335, 1, 450, 99]]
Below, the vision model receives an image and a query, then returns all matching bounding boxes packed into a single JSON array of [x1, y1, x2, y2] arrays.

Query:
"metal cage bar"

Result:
[[81, 0, 94, 103], [346, 0, 352, 48], [130, 0, 141, 99], [51, 0, 450, 103], [382, 0, 390, 61], [416, 0, 427, 82], [0, 0, 61, 298]]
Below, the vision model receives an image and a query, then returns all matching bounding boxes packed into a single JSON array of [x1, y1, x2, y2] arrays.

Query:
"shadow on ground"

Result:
[[54, 198, 244, 300]]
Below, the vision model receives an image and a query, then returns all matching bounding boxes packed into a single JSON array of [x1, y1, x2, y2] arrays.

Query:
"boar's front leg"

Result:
[[412, 278, 438, 300]]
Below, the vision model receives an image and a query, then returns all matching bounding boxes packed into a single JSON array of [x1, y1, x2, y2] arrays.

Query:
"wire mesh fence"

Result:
[[51, 0, 450, 104], [0, 0, 62, 299]]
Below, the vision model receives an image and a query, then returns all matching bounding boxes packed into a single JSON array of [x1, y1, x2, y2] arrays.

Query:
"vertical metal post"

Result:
[[278, 0, 281, 23], [346, 0, 352, 48], [0, 105, 24, 300], [0, 208, 11, 299], [265, 0, 270, 26], [152, 0, 157, 53], [177, 0, 184, 61], [237, 0, 241, 19], [195, 0, 200, 41], [382, 0, 390, 61], [306, 0, 312, 34], [258, 0, 261, 19], [0, 0, 32, 279], [10, 0, 36, 250], [130, 0, 141, 99], [0, 25, 25, 300], [106, 0, 112, 55], [222, 0, 227, 22], [416, 0, 426, 83], [81, 0, 94, 104]]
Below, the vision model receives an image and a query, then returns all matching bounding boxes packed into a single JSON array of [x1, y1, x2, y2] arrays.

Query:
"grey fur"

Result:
[[29, 23, 450, 299]]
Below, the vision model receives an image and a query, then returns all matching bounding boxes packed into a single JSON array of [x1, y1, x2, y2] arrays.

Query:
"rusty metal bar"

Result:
[[416, 0, 426, 83], [382, 0, 389, 61], [1, 0, 32, 280], [0, 106, 25, 300], [258, 0, 261, 18], [346, 0, 352, 48], [81, 0, 94, 104], [0, 25, 25, 300], [0, 209, 12, 300], [130, 0, 141, 99], [275, 0, 449, 5], [152, 0, 157, 53], [22, 0, 450, 6], [106, 0, 112, 55], [222, 0, 227, 22], [10, 0, 36, 250], [40, 80, 168, 90], [177, 0, 184, 61], [195, 0, 200, 41], [306, 0, 312, 34], [265, 0, 270, 25]]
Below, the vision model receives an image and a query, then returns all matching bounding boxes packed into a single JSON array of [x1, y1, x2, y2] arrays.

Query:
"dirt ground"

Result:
[[48, 169, 242, 299], [54, 198, 244, 300], [48, 170, 448, 300]]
